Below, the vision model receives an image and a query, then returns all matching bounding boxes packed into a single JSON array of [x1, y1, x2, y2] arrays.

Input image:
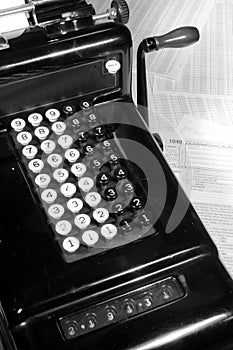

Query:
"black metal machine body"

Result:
[[0, 1, 233, 349]]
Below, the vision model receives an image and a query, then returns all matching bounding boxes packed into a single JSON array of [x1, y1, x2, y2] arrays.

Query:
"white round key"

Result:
[[34, 126, 50, 140], [17, 131, 32, 146], [58, 135, 73, 149], [35, 174, 51, 188], [101, 224, 117, 240], [63, 237, 80, 253], [85, 192, 101, 208], [45, 108, 60, 122], [56, 220, 72, 236], [71, 163, 87, 178], [53, 168, 69, 183], [78, 177, 94, 192], [67, 198, 83, 213], [41, 189, 57, 203], [82, 230, 99, 246], [22, 145, 38, 159], [47, 153, 63, 168], [51, 121, 66, 135], [41, 140, 56, 154], [28, 159, 44, 173], [60, 182, 76, 197], [48, 204, 65, 219], [74, 214, 91, 230], [28, 113, 43, 126], [93, 208, 109, 223], [11, 118, 26, 132], [65, 148, 80, 163]]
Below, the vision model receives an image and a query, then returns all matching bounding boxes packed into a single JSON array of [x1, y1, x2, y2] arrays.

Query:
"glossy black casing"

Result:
[[0, 20, 233, 350]]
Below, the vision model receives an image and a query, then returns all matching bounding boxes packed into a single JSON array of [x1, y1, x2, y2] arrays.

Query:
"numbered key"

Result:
[[103, 187, 118, 201], [101, 224, 117, 240], [63, 237, 80, 253], [56, 220, 72, 236], [11, 118, 26, 132], [62, 105, 75, 116], [78, 177, 94, 193], [74, 214, 91, 230], [53, 169, 68, 184], [60, 183, 76, 197], [114, 167, 127, 180], [97, 172, 111, 187], [58, 135, 73, 149], [78, 131, 89, 144], [48, 204, 65, 219], [28, 113, 43, 126], [34, 126, 50, 140], [130, 197, 143, 211], [70, 115, 80, 130], [47, 153, 63, 168], [102, 140, 112, 152], [41, 189, 57, 204], [45, 108, 60, 122], [67, 198, 83, 213], [22, 145, 38, 159], [121, 181, 134, 194], [52, 121, 66, 135], [71, 163, 87, 178], [93, 126, 106, 140], [83, 144, 94, 156], [138, 212, 152, 226], [85, 192, 102, 208], [35, 174, 51, 188], [82, 230, 99, 246], [120, 218, 133, 233], [17, 131, 32, 146], [111, 202, 125, 215], [90, 159, 103, 170], [80, 101, 91, 110], [28, 159, 44, 173], [41, 140, 56, 154], [93, 208, 109, 223], [108, 153, 119, 167], [65, 148, 80, 163], [87, 113, 98, 125]]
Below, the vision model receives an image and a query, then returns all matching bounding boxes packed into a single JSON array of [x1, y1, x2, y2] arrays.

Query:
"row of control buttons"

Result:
[[59, 277, 185, 340]]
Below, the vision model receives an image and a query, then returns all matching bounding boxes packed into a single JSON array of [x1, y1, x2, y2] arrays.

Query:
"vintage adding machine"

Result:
[[1, 1, 233, 349]]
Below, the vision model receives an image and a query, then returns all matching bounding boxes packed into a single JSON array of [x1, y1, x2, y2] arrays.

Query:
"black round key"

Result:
[[63, 105, 75, 116], [83, 144, 94, 156], [138, 212, 151, 226], [94, 126, 106, 141], [120, 218, 133, 233], [114, 167, 127, 180], [80, 101, 92, 110], [130, 197, 143, 210], [104, 187, 118, 201], [97, 172, 111, 187], [78, 131, 89, 144]]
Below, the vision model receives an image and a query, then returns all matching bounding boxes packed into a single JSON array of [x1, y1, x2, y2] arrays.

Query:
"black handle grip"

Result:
[[155, 26, 200, 50]]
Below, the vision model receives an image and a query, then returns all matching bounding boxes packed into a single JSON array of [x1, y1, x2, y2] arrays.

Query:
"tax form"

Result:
[[159, 117, 233, 276]]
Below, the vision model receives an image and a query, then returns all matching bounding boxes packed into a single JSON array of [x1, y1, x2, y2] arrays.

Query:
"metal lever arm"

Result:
[[137, 26, 200, 124]]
